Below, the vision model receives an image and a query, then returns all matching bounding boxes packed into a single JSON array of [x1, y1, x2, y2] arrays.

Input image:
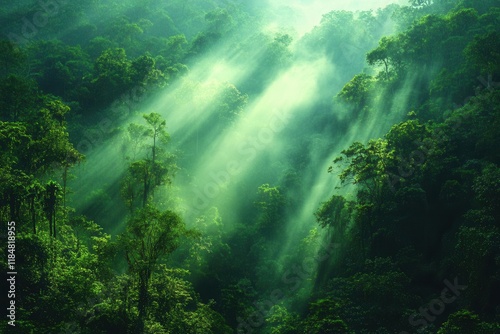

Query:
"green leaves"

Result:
[[255, 184, 286, 235], [302, 298, 353, 334], [464, 31, 500, 76], [366, 36, 406, 80], [438, 310, 500, 334], [0, 89, 80, 225], [121, 112, 175, 211], [0, 121, 28, 165], [337, 74, 373, 107], [315, 195, 351, 233], [143, 112, 168, 142], [472, 164, 500, 220], [123, 205, 186, 268], [332, 139, 392, 187], [0, 40, 25, 77], [147, 266, 232, 334], [120, 205, 196, 331], [131, 54, 166, 88], [26, 40, 92, 101], [214, 83, 248, 124], [90, 48, 131, 106], [0, 75, 38, 121]]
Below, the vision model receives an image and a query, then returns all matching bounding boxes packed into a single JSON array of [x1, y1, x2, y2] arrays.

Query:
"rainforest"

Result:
[[0, 0, 499, 333]]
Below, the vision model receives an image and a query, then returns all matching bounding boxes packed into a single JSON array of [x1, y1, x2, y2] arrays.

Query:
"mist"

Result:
[[4, 0, 499, 332], [63, 0, 420, 315], [70, 1, 405, 225]]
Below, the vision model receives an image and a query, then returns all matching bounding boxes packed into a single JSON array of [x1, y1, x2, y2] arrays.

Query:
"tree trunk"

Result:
[[49, 211, 53, 237], [53, 209, 56, 239], [62, 165, 68, 210], [31, 196, 36, 234], [137, 268, 151, 333], [143, 169, 149, 208]]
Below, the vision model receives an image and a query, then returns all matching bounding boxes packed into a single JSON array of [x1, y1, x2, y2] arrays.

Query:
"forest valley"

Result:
[[0, 0, 499, 333]]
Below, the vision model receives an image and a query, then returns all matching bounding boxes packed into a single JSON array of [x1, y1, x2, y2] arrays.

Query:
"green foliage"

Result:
[[26, 40, 92, 101], [0, 75, 38, 122], [367, 36, 406, 80], [122, 206, 188, 273], [148, 266, 232, 334], [162, 34, 188, 64], [332, 139, 393, 191], [316, 258, 415, 332], [214, 83, 248, 124], [109, 17, 145, 49], [1, 1, 499, 333], [337, 73, 373, 107], [220, 278, 258, 328], [0, 77, 81, 225], [302, 8, 390, 75], [0, 222, 113, 333], [178, 207, 230, 272], [302, 298, 353, 334], [121, 205, 191, 331], [189, 31, 222, 56], [131, 53, 167, 88], [452, 225, 500, 308], [90, 48, 132, 106], [255, 184, 286, 236], [240, 32, 295, 93], [465, 31, 500, 76], [265, 305, 302, 334], [0, 40, 25, 77], [121, 112, 176, 211], [472, 163, 500, 221], [437, 310, 500, 334], [315, 195, 352, 245], [205, 9, 234, 35], [315, 4, 500, 334], [444, 91, 500, 162]]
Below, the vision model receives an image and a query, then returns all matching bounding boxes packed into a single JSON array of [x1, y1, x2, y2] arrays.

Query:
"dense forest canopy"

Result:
[[1, 0, 499, 333]]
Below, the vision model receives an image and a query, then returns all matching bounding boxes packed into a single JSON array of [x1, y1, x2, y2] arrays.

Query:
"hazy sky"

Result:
[[264, 0, 407, 36]]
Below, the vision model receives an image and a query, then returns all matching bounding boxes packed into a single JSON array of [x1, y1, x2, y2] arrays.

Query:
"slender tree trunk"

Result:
[[53, 209, 56, 239], [152, 134, 156, 165], [62, 165, 68, 210], [137, 268, 151, 333], [49, 212, 53, 237], [143, 169, 149, 208], [150, 132, 156, 200], [31, 196, 36, 234]]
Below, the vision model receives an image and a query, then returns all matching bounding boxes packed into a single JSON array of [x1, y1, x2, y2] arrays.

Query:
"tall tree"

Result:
[[90, 48, 132, 107], [254, 184, 286, 237], [465, 31, 500, 81], [43, 181, 60, 238], [121, 112, 174, 211], [121, 205, 189, 332], [0, 40, 25, 78]]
